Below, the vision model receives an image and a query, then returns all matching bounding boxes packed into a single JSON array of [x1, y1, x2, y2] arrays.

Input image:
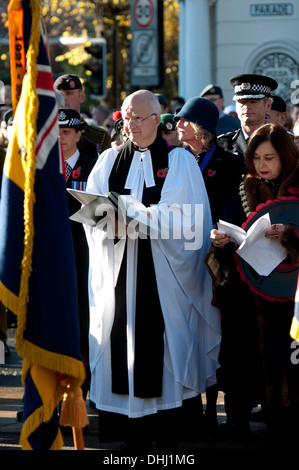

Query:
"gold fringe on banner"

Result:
[[9, 0, 87, 449]]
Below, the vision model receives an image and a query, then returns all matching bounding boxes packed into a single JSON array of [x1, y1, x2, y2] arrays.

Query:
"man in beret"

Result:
[[219, 74, 278, 167], [54, 74, 111, 157], [58, 107, 98, 398], [265, 95, 288, 127], [200, 84, 240, 135]]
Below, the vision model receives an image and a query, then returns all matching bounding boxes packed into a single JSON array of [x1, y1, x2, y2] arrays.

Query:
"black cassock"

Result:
[[108, 133, 172, 398]]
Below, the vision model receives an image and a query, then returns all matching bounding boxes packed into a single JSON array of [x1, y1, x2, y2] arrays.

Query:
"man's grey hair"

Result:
[[148, 97, 162, 115]]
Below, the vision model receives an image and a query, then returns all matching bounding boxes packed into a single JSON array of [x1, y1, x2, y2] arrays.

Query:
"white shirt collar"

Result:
[[241, 128, 250, 141], [65, 148, 80, 169]]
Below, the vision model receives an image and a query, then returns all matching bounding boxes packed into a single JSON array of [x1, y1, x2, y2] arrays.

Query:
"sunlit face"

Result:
[[176, 117, 196, 144], [236, 99, 271, 127], [60, 89, 85, 112], [253, 140, 282, 180], [59, 127, 81, 159], [122, 100, 159, 148]]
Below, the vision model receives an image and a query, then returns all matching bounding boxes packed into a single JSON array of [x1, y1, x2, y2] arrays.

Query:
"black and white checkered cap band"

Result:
[[235, 83, 271, 94], [233, 83, 272, 100], [59, 118, 82, 126]]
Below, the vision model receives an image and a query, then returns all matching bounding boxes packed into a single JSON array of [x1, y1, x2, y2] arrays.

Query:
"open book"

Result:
[[217, 213, 287, 276], [67, 188, 158, 235]]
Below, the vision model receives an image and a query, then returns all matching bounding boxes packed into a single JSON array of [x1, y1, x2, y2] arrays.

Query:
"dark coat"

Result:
[[66, 150, 97, 350], [217, 114, 240, 136], [82, 123, 111, 154], [219, 128, 248, 172], [210, 162, 299, 427], [242, 164, 299, 418], [199, 145, 244, 224]]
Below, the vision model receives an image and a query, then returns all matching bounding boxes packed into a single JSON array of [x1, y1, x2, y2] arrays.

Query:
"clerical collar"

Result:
[[132, 143, 148, 152], [65, 148, 80, 169]]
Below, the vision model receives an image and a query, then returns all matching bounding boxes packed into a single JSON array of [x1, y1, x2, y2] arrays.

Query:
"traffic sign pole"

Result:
[[130, 0, 164, 88]]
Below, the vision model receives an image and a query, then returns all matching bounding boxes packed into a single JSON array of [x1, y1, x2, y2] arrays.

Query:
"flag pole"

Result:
[[72, 427, 84, 450]]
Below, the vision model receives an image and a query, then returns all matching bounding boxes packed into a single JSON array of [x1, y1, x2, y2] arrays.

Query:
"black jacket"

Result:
[[198, 145, 244, 224], [219, 128, 248, 172], [66, 150, 97, 349]]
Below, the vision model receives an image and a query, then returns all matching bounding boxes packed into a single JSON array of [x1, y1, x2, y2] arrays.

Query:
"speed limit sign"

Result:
[[130, 0, 164, 87], [133, 0, 154, 28]]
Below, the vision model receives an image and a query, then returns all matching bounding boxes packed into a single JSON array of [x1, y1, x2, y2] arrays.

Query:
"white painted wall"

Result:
[[178, 0, 299, 105]]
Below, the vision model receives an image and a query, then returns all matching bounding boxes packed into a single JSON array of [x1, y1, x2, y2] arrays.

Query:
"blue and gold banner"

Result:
[[0, 0, 85, 450]]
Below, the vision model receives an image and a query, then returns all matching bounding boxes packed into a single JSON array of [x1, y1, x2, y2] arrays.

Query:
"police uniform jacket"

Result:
[[67, 150, 97, 350], [218, 128, 248, 172]]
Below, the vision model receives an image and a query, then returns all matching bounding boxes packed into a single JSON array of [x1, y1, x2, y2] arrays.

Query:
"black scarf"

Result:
[[109, 130, 169, 206], [108, 131, 170, 398], [262, 175, 282, 199]]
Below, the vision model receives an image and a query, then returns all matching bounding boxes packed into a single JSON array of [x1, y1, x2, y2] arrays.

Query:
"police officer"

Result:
[[58, 107, 98, 399], [219, 74, 278, 170], [54, 74, 111, 157]]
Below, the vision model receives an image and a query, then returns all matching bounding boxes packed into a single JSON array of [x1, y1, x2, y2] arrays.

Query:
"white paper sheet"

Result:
[[218, 214, 288, 276]]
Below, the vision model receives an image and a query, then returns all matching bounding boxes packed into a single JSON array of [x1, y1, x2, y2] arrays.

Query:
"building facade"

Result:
[[178, 0, 299, 106]]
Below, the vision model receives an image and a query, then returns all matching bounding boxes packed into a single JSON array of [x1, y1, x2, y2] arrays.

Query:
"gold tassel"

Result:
[[59, 387, 89, 429]]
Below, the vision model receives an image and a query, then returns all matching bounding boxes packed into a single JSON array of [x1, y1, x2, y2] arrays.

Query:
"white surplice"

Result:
[[84, 145, 221, 418]]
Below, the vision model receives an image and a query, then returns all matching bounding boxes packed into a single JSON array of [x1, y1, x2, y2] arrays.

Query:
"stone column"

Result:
[[178, 0, 212, 100]]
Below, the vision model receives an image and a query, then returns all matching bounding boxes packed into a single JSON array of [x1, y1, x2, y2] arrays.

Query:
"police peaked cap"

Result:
[[58, 108, 85, 130], [230, 74, 278, 101], [174, 97, 219, 135]]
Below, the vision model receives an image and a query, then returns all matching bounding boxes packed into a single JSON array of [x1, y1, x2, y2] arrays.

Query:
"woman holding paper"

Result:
[[210, 123, 299, 446]]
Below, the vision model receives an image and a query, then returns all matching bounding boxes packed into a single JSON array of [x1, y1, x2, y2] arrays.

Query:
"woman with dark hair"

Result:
[[211, 123, 299, 446]]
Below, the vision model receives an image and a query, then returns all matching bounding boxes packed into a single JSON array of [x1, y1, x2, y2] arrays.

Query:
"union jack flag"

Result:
[[0, 0, 85, 449]]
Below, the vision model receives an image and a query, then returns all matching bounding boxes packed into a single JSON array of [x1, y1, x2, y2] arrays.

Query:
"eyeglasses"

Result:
[[123, 113, 157, 127]]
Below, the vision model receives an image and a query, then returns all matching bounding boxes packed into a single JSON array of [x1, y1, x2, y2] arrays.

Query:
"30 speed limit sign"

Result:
[[133, 0, 154, 28], [130, 0, 163, 87]]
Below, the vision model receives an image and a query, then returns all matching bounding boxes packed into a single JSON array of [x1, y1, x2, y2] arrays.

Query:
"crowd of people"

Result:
[[0, 72, 299, 450]]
